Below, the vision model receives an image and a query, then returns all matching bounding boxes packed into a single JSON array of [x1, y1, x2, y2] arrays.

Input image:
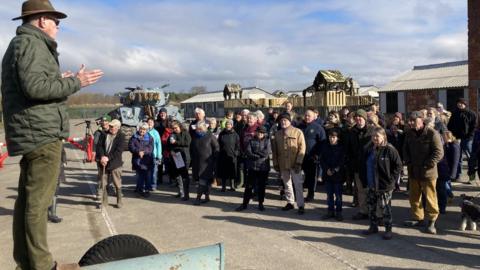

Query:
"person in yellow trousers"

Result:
[[403, 111, 444, 234]]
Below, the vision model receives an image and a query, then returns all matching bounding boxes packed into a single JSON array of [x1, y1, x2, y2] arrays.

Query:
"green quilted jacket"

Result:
[[1, 24, 81, 156]]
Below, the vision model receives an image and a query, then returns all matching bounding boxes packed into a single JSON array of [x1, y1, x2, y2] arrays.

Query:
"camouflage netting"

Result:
[[127, 91, 162, 104]]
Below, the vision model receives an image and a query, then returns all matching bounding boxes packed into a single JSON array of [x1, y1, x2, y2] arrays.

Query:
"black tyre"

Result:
[[78, 234, 159, 266]]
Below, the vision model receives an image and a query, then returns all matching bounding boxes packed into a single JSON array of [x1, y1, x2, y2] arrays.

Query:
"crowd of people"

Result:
[[92, 98, 479, 240]]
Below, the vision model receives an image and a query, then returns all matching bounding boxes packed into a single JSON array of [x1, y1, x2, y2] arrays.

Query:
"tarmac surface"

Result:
[[0, 123, 479, 270]]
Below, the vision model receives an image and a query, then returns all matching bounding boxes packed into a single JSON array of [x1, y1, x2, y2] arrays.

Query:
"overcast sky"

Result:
[[0, 0, 468, 94]]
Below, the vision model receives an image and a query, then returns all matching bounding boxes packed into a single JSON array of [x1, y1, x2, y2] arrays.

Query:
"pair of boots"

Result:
[[101, 187, 123, 209], [404, 219, 437, 234], [175, 177, 190, 201], [362, 224, 393, 240], [194, 184, 210, 205], [322, 210, 343, 221], [48, 196, 62, 223], [236, 202, 265, 211], [221, 178, 236, 192]]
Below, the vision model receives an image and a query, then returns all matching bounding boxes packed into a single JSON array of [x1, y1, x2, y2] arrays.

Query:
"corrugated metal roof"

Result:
[[180, 87, 276, 104], [358, 85, 380, 97], [380, 61, 468, 92]]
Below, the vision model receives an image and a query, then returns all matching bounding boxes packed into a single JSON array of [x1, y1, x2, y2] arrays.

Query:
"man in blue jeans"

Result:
[[447, 98, 477, 181]]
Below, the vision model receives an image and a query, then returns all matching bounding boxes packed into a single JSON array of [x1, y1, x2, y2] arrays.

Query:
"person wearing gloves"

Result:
[[272, 113, 306, 214]]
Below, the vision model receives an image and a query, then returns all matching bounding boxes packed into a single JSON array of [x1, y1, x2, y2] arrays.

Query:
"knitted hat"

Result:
[[159, 107, 168, 113], [355, 109, 368, 120], [277, 112, 291, 122], [225, 119, 234, 126], [394, 112, 403, 120]]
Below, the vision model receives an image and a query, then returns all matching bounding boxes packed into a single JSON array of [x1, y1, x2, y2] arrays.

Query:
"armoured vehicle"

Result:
[[107, 86, 183, 147]]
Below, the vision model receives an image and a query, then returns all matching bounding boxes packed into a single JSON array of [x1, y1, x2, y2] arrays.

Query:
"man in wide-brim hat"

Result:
[[2, 1, 104, 269], [12, 0, 67, 21]]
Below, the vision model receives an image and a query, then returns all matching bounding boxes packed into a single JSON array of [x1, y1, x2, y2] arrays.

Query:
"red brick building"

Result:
[[469, 0, 480, 111]]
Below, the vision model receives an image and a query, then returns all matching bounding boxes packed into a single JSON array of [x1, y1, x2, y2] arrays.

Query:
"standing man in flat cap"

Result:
[[1, 1, 104, 269], [403, 111, 443, 234], [272, 112, 306, 214]]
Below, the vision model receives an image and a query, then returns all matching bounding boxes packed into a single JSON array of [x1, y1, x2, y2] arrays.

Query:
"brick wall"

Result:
[[469, 0, 480, 111], [405, 89, 437, 113]]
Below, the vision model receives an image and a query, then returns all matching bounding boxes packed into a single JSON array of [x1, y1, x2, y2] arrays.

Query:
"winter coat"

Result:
[[361, 143, 402, 191], [217, 129, 240, 179], [245, 137, 271, 172], [438, 141, 461, 181], [190, 133, 219, 180], [166, 130, 192, 168], [300, 121, 326, 161], [320, 143, 345, 182], [234, 121, 247, 138], [96, 131, 126, 171], [1, 24, 81, 156], [94, 129, 107, 152], [272, 126, 306, 171], [208, 126, 221, 138], [403, 127, 444, 181], [387, 130, 405, 161], [148, 128, 162, 160], [128, 132, 154, 171], [346, 125, 372, 173], [241, 123, 259, 153], [447, 108, 477, 140]]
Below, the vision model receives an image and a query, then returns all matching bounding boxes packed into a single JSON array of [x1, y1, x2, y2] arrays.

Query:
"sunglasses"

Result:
[[44, 16, 60, 26]]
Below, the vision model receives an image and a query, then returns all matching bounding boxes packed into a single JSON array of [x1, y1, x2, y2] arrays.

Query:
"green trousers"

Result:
[[13, 140, 62, 270]]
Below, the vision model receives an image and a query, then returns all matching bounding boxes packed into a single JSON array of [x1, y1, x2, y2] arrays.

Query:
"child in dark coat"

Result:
[[320, 128, 345, 221]]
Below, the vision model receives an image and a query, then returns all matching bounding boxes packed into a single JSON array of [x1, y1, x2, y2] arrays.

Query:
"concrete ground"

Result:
[[0, 124, 479, 270]]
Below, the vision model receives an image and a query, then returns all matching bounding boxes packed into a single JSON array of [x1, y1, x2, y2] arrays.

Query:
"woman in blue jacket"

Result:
[[129, 123, 154, 197], [362, 127, 402, 240]]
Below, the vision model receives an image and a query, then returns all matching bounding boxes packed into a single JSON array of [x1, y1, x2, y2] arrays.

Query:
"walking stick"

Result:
[[101, 164, 108, 208]]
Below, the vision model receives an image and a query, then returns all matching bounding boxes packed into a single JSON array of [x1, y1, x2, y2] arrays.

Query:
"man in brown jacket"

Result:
[[272, 113, 306, 214], [403, 111, 444, 234]]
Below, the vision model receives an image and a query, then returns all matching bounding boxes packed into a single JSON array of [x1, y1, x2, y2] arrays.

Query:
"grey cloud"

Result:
[[0, 0, 468, 93]]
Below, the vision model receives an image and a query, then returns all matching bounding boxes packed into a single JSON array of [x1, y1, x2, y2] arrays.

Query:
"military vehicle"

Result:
[[107, 85, 183, 147]]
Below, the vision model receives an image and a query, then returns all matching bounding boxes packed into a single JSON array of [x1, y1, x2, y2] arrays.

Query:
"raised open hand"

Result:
[[76, 64, 104, 88]]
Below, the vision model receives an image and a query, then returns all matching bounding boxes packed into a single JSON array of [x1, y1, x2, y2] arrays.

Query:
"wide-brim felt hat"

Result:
[[12, 0, 67, 21]]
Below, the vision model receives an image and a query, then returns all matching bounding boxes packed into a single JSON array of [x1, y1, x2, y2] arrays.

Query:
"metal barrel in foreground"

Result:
[[82, 243, 225, 270]]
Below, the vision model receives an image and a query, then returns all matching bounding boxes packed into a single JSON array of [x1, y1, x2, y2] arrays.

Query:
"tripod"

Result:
[[68, 120, 95, 163]]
